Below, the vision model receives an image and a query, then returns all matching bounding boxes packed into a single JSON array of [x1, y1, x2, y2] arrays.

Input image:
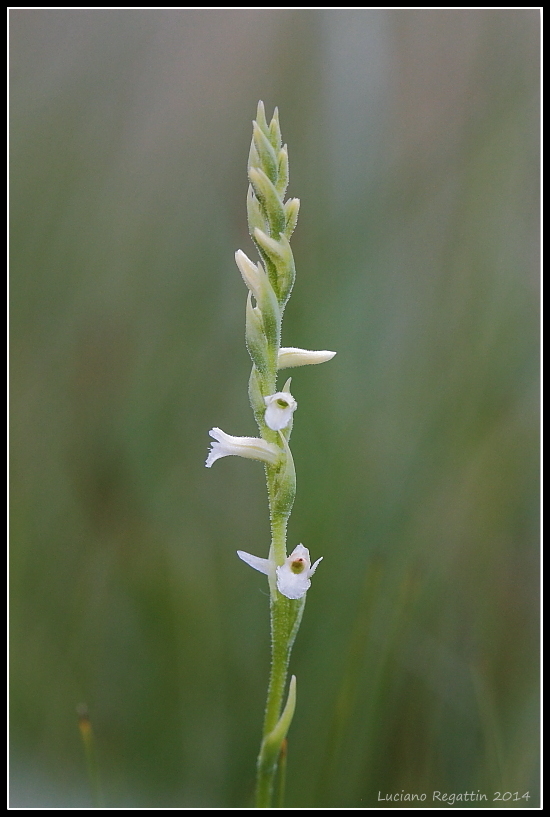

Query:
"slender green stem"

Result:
[[255, 486, 305, 806], [276, 739, 288, 808], [269, 506, 288, 565], [255, 507, 290, 806], [276, 738, 288, 808], [255, 590, 305, 806], [265, 596, 291, 735]]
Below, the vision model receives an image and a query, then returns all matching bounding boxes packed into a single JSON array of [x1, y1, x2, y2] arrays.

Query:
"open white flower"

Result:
[[206, 427, 280, 468], [237, 544, 322, 600], [264, 378, 297, 431], [276, 544, 323, 599]]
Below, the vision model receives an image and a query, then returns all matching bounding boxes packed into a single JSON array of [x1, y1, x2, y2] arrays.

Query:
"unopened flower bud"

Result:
[[277, 347, 336, 369]]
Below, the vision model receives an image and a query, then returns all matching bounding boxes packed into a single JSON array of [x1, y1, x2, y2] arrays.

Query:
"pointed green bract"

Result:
[[284, 198, 300, 238], [268, 107, 282, 152], [258, 676, 297, 780], [246, 293, 269, 376], [248, 167, 286, 237], [253, 123, 278, 184], [255, 100, 270, 136], [247, 184, 270, 237], [276, 146, 289, 197]]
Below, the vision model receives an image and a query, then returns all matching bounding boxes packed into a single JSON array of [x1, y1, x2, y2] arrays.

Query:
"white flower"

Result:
[[276, 544, 323, 599], [237, 544, 322, 600], [264, 378, 297, 431], [205, 427, 280, 468], [278, 347, 336, 369]]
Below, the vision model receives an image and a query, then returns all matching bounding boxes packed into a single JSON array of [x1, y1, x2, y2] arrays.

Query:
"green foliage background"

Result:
[[10, 9, 539, 808]]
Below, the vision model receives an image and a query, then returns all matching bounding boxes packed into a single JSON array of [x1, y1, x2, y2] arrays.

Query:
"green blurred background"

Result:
[[10, 9, 539, 808]]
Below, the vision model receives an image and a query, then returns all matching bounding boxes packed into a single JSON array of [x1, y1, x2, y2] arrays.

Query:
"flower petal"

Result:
[[263, 390, 297, 431], [276, 565, 311, 599], [275, 544, 322, 599], [308, 557, 323, 577]]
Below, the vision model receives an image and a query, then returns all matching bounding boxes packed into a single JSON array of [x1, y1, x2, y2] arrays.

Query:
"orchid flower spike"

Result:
[[264, 378, 297, 431], [206, 427, 280, 468], [237, 544, 322, 600]]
